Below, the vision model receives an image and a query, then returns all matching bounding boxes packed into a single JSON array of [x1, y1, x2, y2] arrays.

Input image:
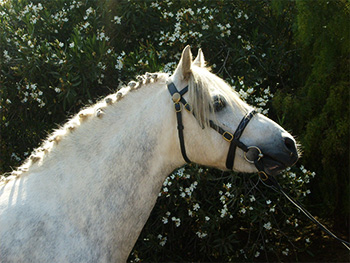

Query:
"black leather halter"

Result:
[[167, 82, 262, 173], [167, 81, 350, 250]]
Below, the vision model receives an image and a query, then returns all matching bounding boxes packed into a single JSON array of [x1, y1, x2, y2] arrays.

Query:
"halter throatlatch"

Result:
[[167, 81, 350, 250]]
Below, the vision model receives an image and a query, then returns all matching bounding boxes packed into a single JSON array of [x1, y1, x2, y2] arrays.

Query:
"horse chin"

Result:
[[262, 157, 287, 176]]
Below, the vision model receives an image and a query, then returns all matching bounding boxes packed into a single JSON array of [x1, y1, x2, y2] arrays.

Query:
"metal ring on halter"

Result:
[[244, 146, 264, 163]]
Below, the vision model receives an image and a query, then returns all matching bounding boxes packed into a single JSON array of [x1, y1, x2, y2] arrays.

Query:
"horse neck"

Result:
[[22, 82, 183, 260]]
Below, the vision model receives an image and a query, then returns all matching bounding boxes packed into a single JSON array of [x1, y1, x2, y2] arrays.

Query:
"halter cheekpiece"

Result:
[[167, 82, 266, 176]]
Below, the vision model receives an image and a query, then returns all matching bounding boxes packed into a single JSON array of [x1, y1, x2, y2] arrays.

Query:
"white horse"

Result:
[[0, 46, 298, 262]]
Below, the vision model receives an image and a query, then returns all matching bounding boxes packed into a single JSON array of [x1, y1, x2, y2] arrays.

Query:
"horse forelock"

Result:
[[0, 72, 168, 183], [187, 65, 249, 128]]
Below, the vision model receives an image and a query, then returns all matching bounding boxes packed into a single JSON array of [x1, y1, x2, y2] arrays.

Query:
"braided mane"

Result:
[[1, 72, 168, 184]]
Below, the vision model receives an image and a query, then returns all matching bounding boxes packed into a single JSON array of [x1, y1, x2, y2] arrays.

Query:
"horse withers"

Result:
[[0, 46, 298, 262]]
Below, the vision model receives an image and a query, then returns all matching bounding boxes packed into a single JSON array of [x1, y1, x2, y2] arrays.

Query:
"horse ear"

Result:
[[193, 48, 205, 67], [174, 45, 193, 80]]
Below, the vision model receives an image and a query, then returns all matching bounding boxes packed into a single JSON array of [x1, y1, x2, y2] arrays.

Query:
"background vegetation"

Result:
[[0, 0, 348, 261]]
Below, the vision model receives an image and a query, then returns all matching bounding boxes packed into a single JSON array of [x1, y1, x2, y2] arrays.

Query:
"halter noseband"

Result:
[[167, 82, 266, 176]]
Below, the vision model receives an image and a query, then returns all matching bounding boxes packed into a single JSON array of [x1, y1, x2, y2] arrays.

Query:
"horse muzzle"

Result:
[[258, 136, 299, 176]]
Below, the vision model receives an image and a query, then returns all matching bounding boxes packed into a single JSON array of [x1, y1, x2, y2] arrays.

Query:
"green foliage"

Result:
[[272, 0, 349, 220], [130, 165, 314, 262], [0, 0, 346, 261]]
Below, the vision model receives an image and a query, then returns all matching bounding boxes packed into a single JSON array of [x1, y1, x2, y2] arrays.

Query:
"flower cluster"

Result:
[[20, 83, 45, 107]]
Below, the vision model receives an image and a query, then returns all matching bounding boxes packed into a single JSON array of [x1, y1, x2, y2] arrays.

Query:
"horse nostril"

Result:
[[284, 137, 298, 157]]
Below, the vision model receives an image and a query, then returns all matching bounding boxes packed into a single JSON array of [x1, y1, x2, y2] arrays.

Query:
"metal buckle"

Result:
[[172, 93, 181, 103], [184, 103, 191, 112], [244, 146, 263, 163], [222, 131, 234, 142], [174, 102, 182, 112], [258, 171, 269, 181]]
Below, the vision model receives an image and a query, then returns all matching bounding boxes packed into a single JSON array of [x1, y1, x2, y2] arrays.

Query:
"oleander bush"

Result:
[[0, 0, 347, 261]]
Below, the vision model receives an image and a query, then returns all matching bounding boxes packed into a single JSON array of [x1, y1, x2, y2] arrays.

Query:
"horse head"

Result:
[[167, 45, 299, 176]]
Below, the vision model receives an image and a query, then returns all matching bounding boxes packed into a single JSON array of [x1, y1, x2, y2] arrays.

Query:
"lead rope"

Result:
[[257, 167, 350, 251]]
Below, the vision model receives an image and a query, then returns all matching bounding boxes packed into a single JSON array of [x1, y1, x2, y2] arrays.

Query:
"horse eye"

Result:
[[213, 95, 226, 112]]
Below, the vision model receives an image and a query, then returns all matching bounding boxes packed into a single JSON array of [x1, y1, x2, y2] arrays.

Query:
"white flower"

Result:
[[305, 238, 310, 243], [171, 217, 181, 227], [159, 236, 167, 246], [115, 60, 123, 70], [282, 248, 289, 256], [240, 207, 246, 214], [220, 195, 226, 204], [196, 231, 207, 238], [220, 207, 228, 218], [266, 200, 271, 205], [247, 87, 254, 94], [255, 251, 260, 258], [3, 50, 11, 61], [205, 216, 210, 221], [193, 203, 200, 211], [69, 42, 74, 48], [263, 222, 272, 230], [6, 99, 11, 104], [151, 2, 159, 8], [250, 195, 256, 202], [86, 7, 94, 15], [54, 88, 61, 93], [113, 16, 122, 24], [59, 42, 64, 47]]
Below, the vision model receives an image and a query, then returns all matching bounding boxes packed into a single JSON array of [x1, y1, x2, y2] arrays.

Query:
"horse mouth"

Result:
[[262, 157, 287, 176]]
